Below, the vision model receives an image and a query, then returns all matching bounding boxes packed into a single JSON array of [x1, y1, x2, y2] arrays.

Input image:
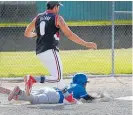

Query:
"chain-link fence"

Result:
[[111, 1, 132, 76], [0, 1, 132, 77]]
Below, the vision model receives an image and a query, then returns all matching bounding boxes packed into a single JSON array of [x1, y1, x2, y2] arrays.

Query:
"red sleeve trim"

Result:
[[56, 32, 60, 38]]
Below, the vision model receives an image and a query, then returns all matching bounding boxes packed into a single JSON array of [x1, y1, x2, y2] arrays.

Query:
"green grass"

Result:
[[0, 20, 132, 27], [0, 49, 132, 78], [67, 20, 132, 26]]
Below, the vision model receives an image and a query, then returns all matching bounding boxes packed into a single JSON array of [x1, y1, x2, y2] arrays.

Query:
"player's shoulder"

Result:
[[37, 11, 52, 17], [37, 12, 45, 17], [57, 15, 64, 20]]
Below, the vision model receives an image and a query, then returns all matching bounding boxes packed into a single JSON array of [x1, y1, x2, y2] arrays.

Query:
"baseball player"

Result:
[[0, 73, 109, 104], [24, 1, 97, 104]]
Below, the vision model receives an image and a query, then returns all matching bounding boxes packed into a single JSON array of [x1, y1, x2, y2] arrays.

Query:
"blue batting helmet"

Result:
[[72, 73, 89, 85]]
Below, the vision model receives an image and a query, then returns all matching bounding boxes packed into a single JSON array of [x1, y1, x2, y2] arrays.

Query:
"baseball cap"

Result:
[[46, 1, 63, 8], [72, 73, 90, 85]]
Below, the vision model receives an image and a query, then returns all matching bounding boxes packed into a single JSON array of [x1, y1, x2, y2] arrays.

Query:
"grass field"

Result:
[[0, 20, 132, 27], [0, 49, 132, 78]]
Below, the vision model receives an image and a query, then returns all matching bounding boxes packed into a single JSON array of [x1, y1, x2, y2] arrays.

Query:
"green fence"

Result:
[[36, 1, 132, 21], [0, 1, 131, 23]]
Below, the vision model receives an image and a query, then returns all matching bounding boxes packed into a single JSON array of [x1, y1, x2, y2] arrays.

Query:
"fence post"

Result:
[[111, 1, 115, 77]]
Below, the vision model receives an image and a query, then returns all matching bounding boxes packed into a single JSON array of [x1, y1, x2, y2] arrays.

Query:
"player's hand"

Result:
[[85, 42, 97, 50]]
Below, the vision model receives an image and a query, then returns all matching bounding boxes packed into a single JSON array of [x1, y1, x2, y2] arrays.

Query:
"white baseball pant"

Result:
[[37, 49, 66, 90], [18, 87, 60, 104]]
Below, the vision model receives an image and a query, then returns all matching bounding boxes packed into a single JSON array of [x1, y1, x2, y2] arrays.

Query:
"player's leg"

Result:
[[8, 86, 60, 104], [24, 49, 65, 95], [0, 86, 31, 102], [37, 49, 77, 104], [30, 87, 60, 104], [8, 86, 22, 101], [8, 86, 45, 103], [0, 86, 11, 95], [0, 86, 22, 102], [25, 49, 77, 103], [36, 49, 65, 86], [7, 86, 36, 102]]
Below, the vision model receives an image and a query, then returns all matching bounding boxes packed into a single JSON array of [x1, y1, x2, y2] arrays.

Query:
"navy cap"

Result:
[[46, 1, 63, 8]]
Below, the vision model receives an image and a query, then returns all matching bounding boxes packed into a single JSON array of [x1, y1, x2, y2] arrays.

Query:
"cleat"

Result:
[[8, 86, 21, 101], [24, 75, 36, 96]]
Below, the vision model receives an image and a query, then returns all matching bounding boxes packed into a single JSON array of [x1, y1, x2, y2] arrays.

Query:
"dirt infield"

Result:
[[0, 76, 132, 115]]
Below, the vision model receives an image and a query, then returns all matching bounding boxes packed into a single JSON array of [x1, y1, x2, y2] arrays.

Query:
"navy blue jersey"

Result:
[[35, 11, 60, 54]]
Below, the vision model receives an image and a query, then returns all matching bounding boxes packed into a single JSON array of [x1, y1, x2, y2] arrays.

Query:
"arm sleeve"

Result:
[[79, 87, 89, 98]]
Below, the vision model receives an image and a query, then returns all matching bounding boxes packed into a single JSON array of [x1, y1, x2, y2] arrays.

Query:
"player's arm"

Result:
[[79, 93, 97, 103], [79, 88, 96, 101], [57, 16, 97, 49], [24, 17, 37, 38], [76, 86, 96, 103], [82, 94, 96, 100]]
